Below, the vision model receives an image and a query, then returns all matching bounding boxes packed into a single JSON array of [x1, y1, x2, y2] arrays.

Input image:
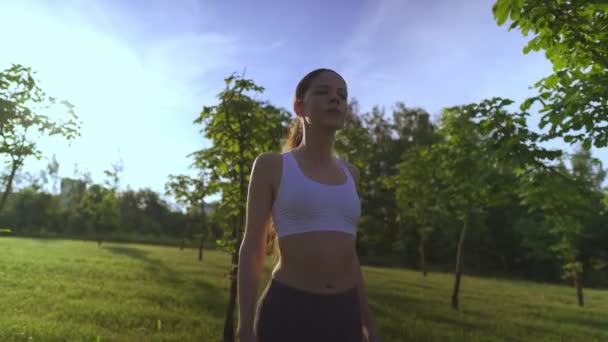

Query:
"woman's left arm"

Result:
[[353, 254, 379, 341]]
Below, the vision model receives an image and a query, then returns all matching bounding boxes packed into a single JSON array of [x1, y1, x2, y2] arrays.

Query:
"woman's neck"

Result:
[[297, 126, 336, 164]]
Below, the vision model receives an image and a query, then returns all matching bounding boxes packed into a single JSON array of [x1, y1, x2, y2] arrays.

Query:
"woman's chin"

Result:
[[322, 118, 346, 130]]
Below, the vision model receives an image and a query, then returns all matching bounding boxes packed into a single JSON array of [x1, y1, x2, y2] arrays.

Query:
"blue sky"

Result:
[[1, 0, 606, 199]]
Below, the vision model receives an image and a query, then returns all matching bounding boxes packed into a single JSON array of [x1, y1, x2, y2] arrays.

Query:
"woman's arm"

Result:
[[353, 254, 378, 341], [237, 153, 277, 340]]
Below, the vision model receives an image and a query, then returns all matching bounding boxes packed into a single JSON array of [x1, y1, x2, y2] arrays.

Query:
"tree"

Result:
[[569, 144, 606, 190], [335, 99, 376, 255], [433, 108, 486, 310], [493, 0, 608, 149], [335, 99, 374, 171], [381, 104, 438, 265], [188, 72, 290, 342], [351, 105, 403, 263], [518, 159, 600, 307], [436, 97, 561, 309], [166, 175, 208, 258], [80, 183, 119, 246], [0, 64, 80, 213], [392, 145, 445, 276]]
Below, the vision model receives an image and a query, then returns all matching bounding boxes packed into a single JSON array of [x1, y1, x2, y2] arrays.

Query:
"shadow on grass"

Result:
[[189, 279, 229, 319], [103, 244, 229, 320], [373, 288, 605, 342], [568, 314, 608, 332], [368, 287, 532, 342], [103, 245, 184, 285], [103, 246, 151, 261], [547, 311, 608, 338]]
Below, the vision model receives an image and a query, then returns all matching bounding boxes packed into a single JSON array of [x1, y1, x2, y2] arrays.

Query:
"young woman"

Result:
[[237, 68, 379, 342]]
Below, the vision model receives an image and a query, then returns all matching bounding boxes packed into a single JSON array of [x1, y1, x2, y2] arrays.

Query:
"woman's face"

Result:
[[297, 71, 348, 130]]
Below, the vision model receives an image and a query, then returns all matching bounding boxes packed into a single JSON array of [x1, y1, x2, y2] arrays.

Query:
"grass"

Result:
[[1, 237, 607, 341]]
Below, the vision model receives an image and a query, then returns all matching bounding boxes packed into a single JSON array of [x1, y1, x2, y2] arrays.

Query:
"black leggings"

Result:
[[254, 278, 363, 342]]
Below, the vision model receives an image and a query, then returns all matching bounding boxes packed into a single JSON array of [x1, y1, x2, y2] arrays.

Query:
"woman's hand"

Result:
[[363, 326, 381, 342]]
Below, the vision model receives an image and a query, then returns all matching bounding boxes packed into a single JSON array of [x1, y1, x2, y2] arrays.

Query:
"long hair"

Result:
[[266, 68, 342, 264]]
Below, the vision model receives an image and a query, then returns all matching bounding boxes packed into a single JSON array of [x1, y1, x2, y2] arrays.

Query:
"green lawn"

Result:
[[1, 237, 606, 341]]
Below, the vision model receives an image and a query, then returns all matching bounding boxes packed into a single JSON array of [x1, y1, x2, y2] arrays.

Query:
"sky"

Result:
[[1, 0, 606, 200]]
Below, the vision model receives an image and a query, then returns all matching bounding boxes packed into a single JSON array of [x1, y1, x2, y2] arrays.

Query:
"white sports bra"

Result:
[[271, 151, 361, 238]]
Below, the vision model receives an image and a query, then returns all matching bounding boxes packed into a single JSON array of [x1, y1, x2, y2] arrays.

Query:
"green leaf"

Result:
[[582, 140, 591, 150], [509, 0, 520, 21], [544, 74, 559, 88], [493, 0, 512, 26], [520, 97, 537, 111]]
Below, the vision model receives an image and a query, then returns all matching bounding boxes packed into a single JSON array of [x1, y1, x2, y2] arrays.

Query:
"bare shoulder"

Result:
[[342, 160, 361, 186], [252, 152, 283, 189], [253, 152, 283, 171]]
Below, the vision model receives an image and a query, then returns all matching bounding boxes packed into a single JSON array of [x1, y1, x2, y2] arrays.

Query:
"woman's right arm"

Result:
[[237, 152, 277, 341]]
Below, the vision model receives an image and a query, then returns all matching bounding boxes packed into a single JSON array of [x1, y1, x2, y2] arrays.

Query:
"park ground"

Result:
[[1, 237, 607, 341]]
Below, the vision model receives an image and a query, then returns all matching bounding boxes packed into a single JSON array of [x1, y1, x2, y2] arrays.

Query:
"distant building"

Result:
[[59, 178, 87, 206]]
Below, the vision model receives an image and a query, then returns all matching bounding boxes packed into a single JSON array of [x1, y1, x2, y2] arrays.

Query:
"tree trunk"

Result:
[[419, 237, 427, 277], [223, 123, 247, 342], [223, 218, 241, 342], [96, 226, 103, 247], [198, 234, 204, 261], [452, 212, 470, 310], [575, 272, 584, 307], [0, 160, 20, 214]]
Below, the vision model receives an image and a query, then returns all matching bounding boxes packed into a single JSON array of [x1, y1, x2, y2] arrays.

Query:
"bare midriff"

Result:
[[270, 230, 358, 294]]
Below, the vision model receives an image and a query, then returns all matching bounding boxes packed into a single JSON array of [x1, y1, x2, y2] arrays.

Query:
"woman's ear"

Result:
[[294, 100, 304, 118]]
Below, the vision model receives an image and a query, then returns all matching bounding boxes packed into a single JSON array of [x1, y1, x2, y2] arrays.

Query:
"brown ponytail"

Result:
[[265, 118, 302, 264], [266, 68, 343, 265], [283, 118, 303, 152]]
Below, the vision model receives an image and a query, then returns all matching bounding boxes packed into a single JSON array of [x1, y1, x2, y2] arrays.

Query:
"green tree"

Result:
[[493, 0, 608, 149], [433, 109, 485, 310], [80, 161, 122, 247], [570, 145, 606, 190], [388, 103, 439, 269], [353, 105, 403, 263], [136, 188, 171, 236], [518, 159, 600, 306], [436, 97, 561, 309], [166, 175, 208, 257], [335, 99, 373, 171], [335, 99, 375, 254], [188, 73, 290, 342], [392, 145, 445, 276], [80, 184, 120, 246], [0, 64, 80, 213], [337, 101, 438, 266]]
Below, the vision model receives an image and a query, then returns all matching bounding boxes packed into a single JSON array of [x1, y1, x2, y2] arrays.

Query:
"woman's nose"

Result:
[[329, 93, 341, 104]]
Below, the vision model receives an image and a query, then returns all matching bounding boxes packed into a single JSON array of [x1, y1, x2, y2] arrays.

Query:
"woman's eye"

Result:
[[314, 91, 346, 99]]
